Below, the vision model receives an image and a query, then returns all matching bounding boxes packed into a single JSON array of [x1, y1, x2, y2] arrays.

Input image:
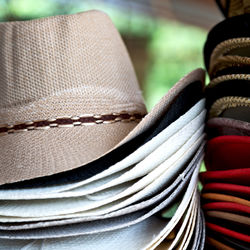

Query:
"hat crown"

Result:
[[0, 11, 145, 123]]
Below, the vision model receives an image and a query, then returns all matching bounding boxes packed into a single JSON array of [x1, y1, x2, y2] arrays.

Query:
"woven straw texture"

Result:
[[0, 11, 147, 184], [0, 10, 146, 124], [0, 10, 205, 185]]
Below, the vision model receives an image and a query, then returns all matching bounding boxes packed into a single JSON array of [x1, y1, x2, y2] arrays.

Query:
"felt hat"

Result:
[[199, 168, 250, 185], [205, 135, 250, 171], [0, 10, 206, 185]]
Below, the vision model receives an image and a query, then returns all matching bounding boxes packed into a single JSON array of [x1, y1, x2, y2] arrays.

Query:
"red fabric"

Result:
[[206, 222, 250, 243], [205, 135, 250, 171], [199, 168, 250, 185], [202, 183, 250, 199], [202, 202, 250, 215]]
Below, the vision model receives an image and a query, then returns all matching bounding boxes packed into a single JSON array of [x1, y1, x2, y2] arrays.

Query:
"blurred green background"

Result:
[[0, 0, 207, 110]]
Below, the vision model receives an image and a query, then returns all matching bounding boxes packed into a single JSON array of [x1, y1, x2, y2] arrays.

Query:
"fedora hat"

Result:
[[199, 209, 206, 250], [209, 55, 250, 77], [216, 0, 250, 18], [206, 217, 250, 240], [0, 10, 206, 185], [189, 207, 204, 250], [0, 10, 145, 185], [208, 38, 250, 77], [155, 192, 198, 250], [1, 91, 205, 191], [145, 167, 199, 249], [156, 207, 204, 250], [0, 108, 206, 200], [210, 37, 250, 69], [0, 99, 205, 199]]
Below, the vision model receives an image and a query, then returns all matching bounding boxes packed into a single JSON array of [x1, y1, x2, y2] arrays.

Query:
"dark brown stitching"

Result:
[[0, 113, 145, 135]]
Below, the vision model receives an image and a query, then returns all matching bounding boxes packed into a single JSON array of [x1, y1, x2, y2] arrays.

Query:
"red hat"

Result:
[[206, 222, 250, 243], [205, 135, 250, 171], [202, 202, 250, 215], [199, 168, 250, 185], [202, 183, 250, 199]]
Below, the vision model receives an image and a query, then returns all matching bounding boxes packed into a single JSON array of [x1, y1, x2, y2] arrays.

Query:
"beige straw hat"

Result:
[[0, 10, 204, 185]]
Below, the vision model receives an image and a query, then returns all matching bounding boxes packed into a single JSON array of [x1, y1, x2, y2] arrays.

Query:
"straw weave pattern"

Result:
[[0, 11, 146, 123]]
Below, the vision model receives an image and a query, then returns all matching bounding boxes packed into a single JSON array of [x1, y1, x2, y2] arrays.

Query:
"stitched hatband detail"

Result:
[[0, 112, 145, 135]]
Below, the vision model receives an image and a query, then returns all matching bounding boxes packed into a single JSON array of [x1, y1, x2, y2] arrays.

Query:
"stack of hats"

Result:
[[201, 0, 250, 249], [0, 11, 207, 249]]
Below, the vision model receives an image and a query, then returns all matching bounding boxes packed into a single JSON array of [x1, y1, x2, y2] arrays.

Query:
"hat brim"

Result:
[[0, 134, 205, 218], [202, 202, 250, 215], [0, 143, 204, 229], [199, 168, 250, 185], [201, 192, 250, 206], [206, 222, 250, 243], [0, 156, 202, 241], [0, 172, 196, 240], [188, 207, 203, 250], [147, 169, 199, 249], [205, 210, 250, 227], [202, 182, 250, 199], [0, 106, 206, 200]]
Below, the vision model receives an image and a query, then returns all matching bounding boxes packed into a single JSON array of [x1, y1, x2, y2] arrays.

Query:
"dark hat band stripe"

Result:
[[0, 112, 146, 135]]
